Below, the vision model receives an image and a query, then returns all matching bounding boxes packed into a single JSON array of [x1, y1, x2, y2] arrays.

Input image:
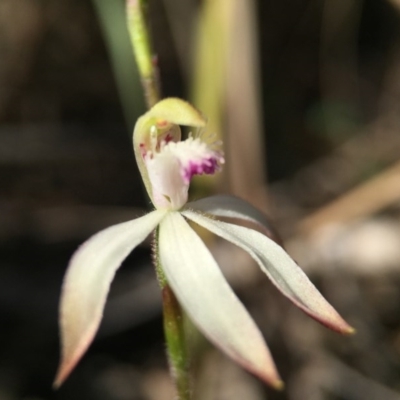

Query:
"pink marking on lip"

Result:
[[183, 158, 219, 183]]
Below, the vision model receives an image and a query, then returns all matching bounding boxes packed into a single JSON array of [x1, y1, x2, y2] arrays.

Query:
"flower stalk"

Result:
[[126, 0, 160, 108], [126, 5, 193, 395], [162, 285, 191, 400], [154, 222, 191, 399]]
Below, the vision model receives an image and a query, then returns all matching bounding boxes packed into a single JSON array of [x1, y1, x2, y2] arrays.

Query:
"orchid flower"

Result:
[[54, 98, 354, 389]]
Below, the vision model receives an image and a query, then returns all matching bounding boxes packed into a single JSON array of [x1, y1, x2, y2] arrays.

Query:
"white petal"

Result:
[[186, 195, 281, 244], [182, 210, 354, 334], [54, 209, 167, 387], [159, 212, 282, 387]]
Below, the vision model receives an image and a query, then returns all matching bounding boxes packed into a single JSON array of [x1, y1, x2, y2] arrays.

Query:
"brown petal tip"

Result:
[[343, 326, 356, 335], [255, 367, 284, 391], [333, 317, 356, 335], [272, 379, 285, 391]]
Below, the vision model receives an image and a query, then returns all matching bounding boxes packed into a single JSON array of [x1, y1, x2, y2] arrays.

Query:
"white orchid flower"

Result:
[[54, 98, 354, 389]]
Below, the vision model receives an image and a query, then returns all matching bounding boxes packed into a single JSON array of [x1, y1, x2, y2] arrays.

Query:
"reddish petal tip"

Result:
[[52, 378, 62, 390], [53, 361, 73, 389], [53, 376, 63, 390]]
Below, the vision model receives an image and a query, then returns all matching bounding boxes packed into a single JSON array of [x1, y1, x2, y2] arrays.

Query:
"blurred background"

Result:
[[1, 0, 400, 399]]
